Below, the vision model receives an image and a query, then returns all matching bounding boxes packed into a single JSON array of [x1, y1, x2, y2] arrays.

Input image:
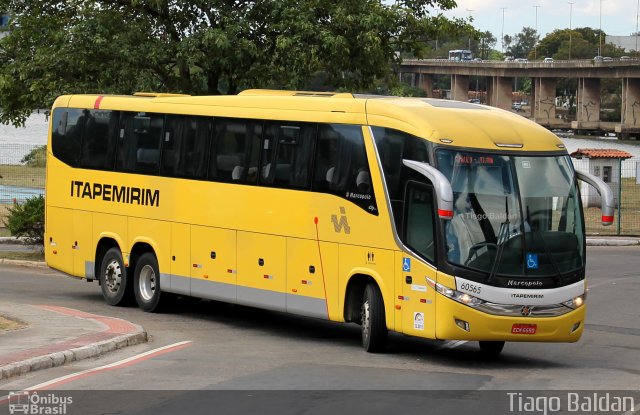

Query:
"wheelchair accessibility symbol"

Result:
[[402, 257, 411, 272], [526, 253, 539, 269]]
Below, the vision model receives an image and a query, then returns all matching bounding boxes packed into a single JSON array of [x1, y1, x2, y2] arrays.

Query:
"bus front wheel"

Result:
[[100, 247, 131, 306], [479, 341, 505, 357], [133, 252, 166, 312], [361, 283, 388, 353]]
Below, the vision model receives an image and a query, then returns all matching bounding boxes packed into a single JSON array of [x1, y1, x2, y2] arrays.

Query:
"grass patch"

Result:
[[0, 251, 44, 261], [584, 178, 640, 236], [0, 315, 25, 332], [0, 164, 45, 188], [0, 227, 9, 237]]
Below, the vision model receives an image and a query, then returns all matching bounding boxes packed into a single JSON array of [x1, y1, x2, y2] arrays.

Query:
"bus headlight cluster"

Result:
[[562, 293, 586, 309], [426, 278, 485, 307]]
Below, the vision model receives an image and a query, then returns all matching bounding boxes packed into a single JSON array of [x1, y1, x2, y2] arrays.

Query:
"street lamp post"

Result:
[[501, 7, 507, 53], [568, 2, 574, 60], [467, 8, 474, 51], [533, 5, 540, 59], [599, 0, 603, 56]]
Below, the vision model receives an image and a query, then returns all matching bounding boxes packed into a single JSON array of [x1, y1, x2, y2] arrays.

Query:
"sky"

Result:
[[443, 0, 638, 45]]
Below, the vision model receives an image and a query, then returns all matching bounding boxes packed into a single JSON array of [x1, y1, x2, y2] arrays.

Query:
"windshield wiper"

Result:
[[487, 197, 510, 283]]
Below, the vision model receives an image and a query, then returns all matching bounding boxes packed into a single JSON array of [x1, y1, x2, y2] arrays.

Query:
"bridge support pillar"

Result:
[[532, 78, 557, 125], [417, 73, 434, 97], [573, 78, 600, 129], [618, 78, 640, 134], [450, 74, 469, 101], [487, 76, 513, 110]]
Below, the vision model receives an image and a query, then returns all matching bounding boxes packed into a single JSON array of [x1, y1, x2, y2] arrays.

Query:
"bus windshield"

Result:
[[435, 149, 585, 278]]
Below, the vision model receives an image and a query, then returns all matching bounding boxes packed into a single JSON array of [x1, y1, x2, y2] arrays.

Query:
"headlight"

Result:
[[426, 278, 485, 307], [562, 293, 586, 309]]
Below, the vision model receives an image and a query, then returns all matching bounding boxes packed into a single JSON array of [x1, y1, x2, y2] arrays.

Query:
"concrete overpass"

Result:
[[399, 59, 640, 136]]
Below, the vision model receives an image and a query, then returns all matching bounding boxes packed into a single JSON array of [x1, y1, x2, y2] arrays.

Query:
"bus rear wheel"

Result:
[[361, 283, 388, 353], [479, 341, 505, 357], [134, 252, 166, 312], [100, 247, 132, 306]]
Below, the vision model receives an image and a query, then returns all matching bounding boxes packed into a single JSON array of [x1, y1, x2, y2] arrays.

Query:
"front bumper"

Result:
[[435, 294, 586, 342]]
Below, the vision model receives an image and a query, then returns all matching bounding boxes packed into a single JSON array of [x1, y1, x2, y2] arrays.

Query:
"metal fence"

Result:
[[0, 143, 638, 236], [573, 156, 640, 236], [0, 143, 46, 205]]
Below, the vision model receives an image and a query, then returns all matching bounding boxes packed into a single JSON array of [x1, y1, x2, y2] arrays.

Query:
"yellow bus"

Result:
[[45, 90, 613, 355]]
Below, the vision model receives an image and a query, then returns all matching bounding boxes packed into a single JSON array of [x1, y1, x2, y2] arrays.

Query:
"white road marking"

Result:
[[0, 340, 192, 400]]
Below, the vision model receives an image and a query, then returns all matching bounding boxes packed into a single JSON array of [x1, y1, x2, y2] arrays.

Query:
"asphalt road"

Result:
[[0, 246, 639, 414]]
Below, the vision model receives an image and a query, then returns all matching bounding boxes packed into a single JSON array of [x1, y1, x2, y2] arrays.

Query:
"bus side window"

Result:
[[51, 108, 84, 167], [116, 112, 164, 175], [162, 116, 211, 179], [211, 118, 262, 184], [371, 127, 429, 201], [313, 124, 377, 213], [261, 122, 315, 189], [79, 110, 119, 170], [404, 182, 436, 263]]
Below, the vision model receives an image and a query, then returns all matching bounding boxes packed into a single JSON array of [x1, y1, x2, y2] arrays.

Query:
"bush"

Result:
[[21, 145, 47, 167], [3, 195, 45, 245]]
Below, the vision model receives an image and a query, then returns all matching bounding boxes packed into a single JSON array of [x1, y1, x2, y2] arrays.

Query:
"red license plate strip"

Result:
[[511, 324, 537, 334]]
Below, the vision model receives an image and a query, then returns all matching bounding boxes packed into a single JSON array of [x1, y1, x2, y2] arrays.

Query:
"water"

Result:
[[0, 185, 44, 204], [556, 131, 640, 178], [0, 113, 49, 165], [0, 112, 49, 145]]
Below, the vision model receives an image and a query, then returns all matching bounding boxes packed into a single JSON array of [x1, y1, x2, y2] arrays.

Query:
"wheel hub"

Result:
[[104, 259, 122, 293], [139, 264, 156, 302]]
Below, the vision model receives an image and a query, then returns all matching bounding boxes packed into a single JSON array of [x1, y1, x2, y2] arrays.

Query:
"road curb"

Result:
[[0, 331, 148, 381], [0, 305, 149, 381], [0, 259, 47, 268]]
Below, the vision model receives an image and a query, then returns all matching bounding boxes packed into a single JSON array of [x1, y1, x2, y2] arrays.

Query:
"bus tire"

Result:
[[361, 283, 388, 353], [479, 341, 505, 357], [133, 252, 165, 312], [100, 247, 131, 306]]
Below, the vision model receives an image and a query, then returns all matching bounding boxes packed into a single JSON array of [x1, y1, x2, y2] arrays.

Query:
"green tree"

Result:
[[507, 27, 538, 59], [0, 0, 467, 126], [20, 145, 46, 167], [536, 27, 626, 59]]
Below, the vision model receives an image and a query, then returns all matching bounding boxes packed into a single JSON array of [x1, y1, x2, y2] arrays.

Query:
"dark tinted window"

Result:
[[79, 110, 119, 170], [372, 127, 429, 200], [313, 124, 376, 213], [404, 183, 436, 263], [261, 122, 315, 189], [51, 108, 84, 167], [210, 118, 262, 184], [162, 116, 211, 179], [116, 112, 164, 175]]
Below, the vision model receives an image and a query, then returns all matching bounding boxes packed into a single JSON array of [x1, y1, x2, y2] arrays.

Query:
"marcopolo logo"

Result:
[[8, 391, 72, 415]]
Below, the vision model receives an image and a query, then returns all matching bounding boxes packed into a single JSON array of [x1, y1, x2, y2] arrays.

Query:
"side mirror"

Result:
[[402, 160, 454, 219], [575, 170, 614, 226]]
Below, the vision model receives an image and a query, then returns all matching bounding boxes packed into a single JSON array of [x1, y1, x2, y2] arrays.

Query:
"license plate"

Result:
[[511, 324, 537, 334]]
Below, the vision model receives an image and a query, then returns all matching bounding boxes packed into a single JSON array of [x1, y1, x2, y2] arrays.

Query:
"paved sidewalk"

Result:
[[0, 302, 147, 381]]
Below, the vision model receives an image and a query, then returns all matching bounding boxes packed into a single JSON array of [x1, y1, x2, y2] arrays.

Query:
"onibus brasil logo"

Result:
[[8, 391, 72, 415]]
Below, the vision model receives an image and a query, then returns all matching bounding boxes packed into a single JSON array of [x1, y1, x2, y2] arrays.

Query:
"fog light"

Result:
[[571, 322, 581, 333], [455, 318, 470, 332]]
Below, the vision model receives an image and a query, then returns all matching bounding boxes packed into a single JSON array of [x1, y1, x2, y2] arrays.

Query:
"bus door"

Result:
[[399, 181, 438, 338]]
